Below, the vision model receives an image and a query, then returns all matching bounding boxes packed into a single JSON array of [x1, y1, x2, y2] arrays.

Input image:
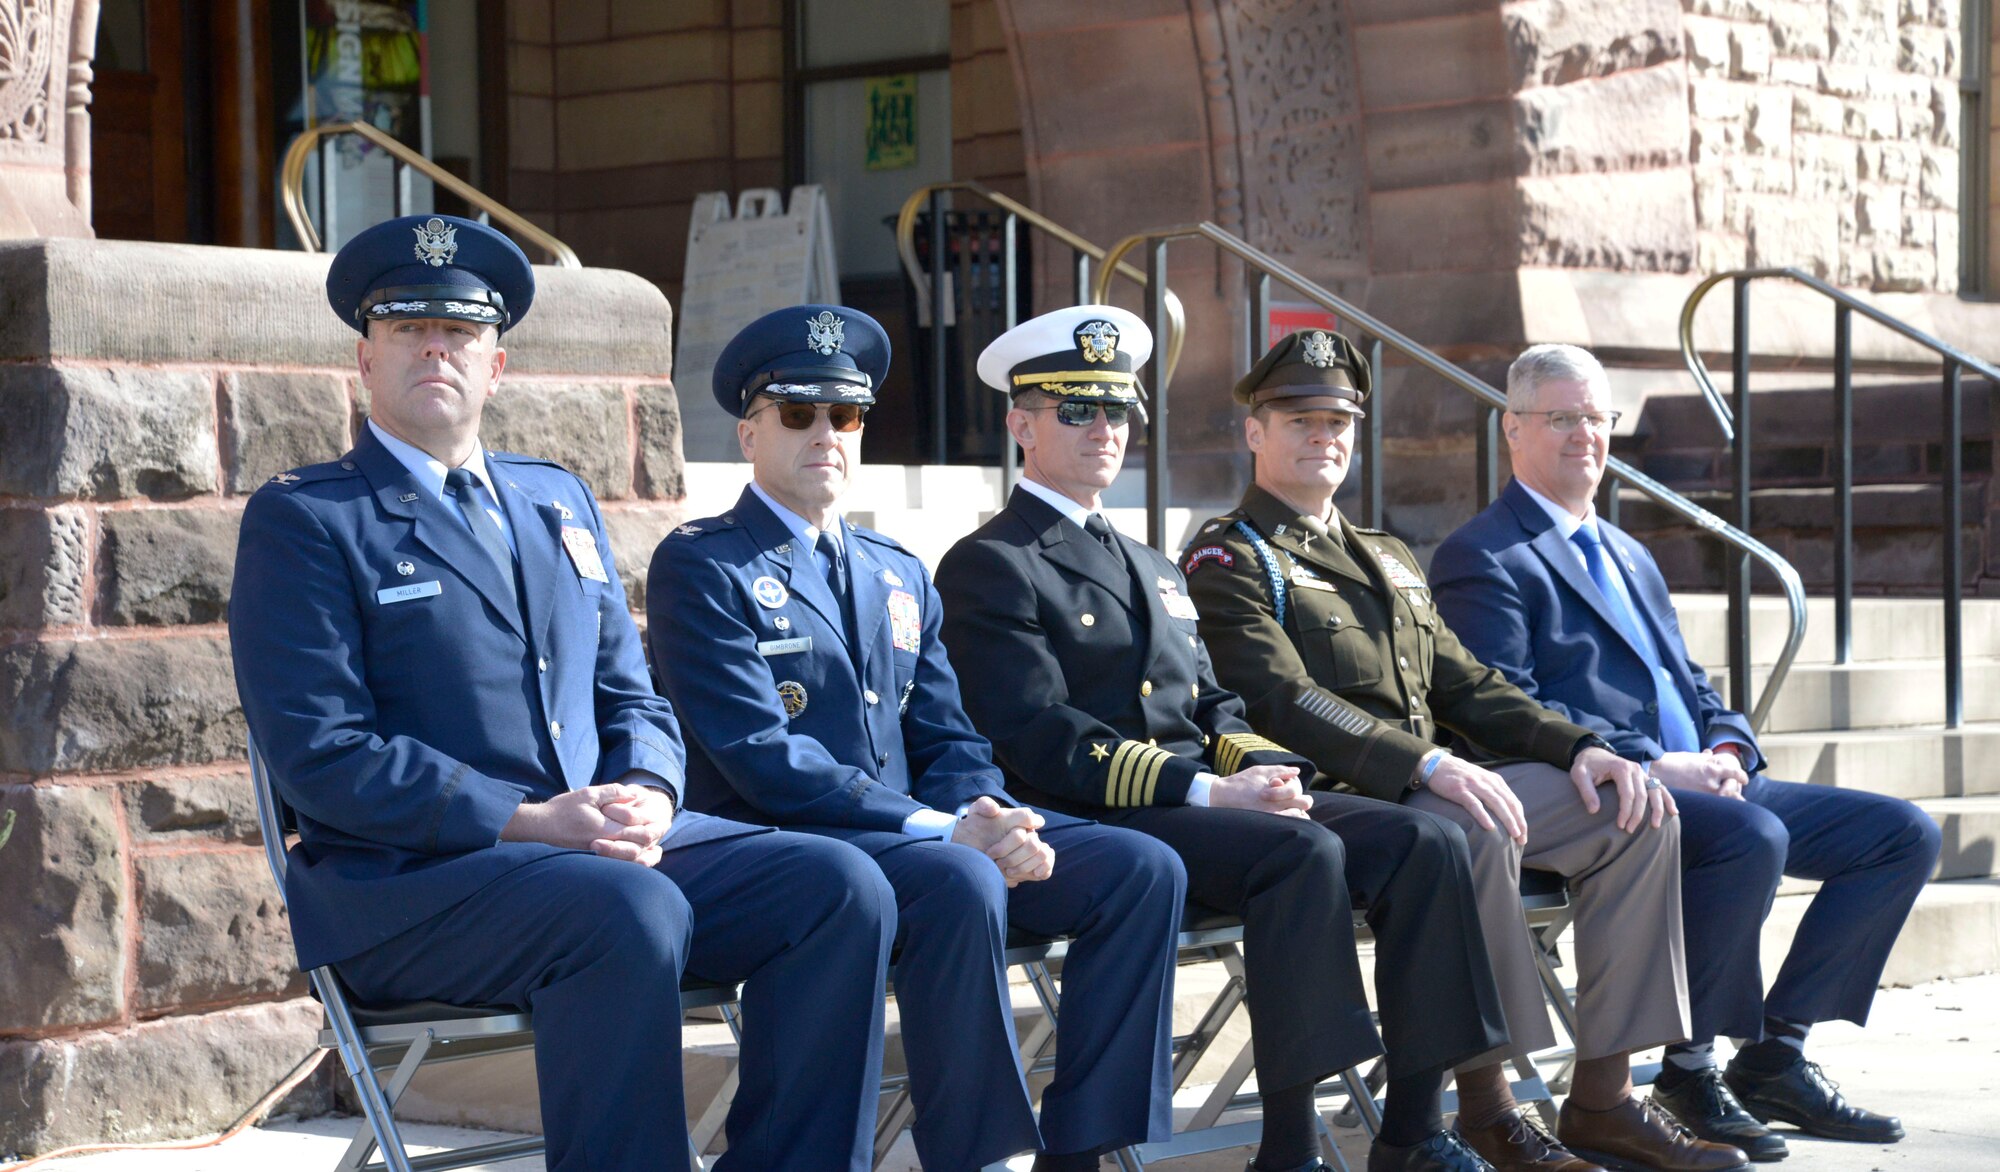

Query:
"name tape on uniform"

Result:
[[755, 636, 813, 657], [377, 580, 442, 605]]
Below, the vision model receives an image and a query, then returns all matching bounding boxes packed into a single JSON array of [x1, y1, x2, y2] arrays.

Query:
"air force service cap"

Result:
[[977, 305, 1150, 405], [1235, 328, 1371, 415], [712, 304, 890, 419], [326, 214, 534, 335]]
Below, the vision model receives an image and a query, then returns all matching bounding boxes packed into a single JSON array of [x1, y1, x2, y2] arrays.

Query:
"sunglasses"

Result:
[[751, 401, 868, 432], [1027, 402, 1136, 427]]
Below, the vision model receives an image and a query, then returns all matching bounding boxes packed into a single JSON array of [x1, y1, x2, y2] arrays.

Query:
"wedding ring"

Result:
[[1644, 778, 1664, 791]]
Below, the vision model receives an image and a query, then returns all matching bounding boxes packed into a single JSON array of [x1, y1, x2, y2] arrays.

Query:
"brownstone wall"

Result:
[[0, 238, 687, 1155]]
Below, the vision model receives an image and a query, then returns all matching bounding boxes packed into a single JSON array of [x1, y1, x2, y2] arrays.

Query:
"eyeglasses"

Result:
[[1515, 409, 1622, 434], [750, 401, 868, 432], [1025, 402, 1135, 427]]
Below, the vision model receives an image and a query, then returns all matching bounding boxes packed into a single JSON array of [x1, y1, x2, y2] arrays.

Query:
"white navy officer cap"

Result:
[[977, 305, 1152, 407]]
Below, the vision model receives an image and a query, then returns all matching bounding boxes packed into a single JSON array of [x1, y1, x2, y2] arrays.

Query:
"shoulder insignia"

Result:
[[262, 460, 359, 490], [673, 523, 703, 537], [1183, 544, 1235, 574], [272, 472, 300, 484], [1352, 526, 1389, 536]]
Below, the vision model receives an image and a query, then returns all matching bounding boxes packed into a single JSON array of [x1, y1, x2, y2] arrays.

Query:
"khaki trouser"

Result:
[[1408, 761, 1691, 1064]]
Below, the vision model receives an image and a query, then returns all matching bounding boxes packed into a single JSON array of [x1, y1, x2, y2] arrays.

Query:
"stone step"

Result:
[[1749, 657, 2000, 732], [1671, 594, 2000, 668], [1758, 724, 2000, 801], [1771, 877, 2000, 988], [1772, 797, 2000, 903]]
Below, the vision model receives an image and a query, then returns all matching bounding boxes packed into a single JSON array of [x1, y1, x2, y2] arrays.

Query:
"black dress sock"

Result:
[[1378, 1067, 1447, 1148], [1253, 1079, 1322, 1170]]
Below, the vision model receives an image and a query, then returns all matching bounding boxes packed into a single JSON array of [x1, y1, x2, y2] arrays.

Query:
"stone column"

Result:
[[0, 0, 98, 238]]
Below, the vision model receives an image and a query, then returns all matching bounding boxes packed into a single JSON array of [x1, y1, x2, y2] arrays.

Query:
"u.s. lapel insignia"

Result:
[[399, 492, 420, 503], [395, 561, 415, 576], [774, 542, 791, 554], [1273, 523, 1288, 536], [412, 217, 458, 266], [776, 680, 808, 718], [752, 576, 789, 608]]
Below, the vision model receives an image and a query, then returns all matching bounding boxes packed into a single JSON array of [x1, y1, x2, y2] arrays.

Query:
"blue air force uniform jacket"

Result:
[[647, 487, 1068, 830], [229, 427, 757, 969]]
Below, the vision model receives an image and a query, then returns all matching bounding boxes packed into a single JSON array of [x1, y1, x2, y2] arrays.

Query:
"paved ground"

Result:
[[18, 973, 1998, 1171]]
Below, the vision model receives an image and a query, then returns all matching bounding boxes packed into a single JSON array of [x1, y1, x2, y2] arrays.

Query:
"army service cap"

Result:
[[711, 304, 890, 419], [326, 214, 535, 334], [1235, 329, 1371, 414], [977, 305, 1151, 405]]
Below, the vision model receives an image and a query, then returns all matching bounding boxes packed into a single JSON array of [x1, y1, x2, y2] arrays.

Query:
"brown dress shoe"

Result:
[[1458, 1109, 1605, 1171], [1557, 1096, 1749, 1172]]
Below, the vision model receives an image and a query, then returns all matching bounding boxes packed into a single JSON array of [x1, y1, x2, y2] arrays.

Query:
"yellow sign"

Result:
[[865, 74, 918, 171]]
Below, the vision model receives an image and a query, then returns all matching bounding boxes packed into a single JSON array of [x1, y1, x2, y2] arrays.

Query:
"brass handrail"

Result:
[[1094, 222, 1807, 733], [893, 181, 1185, 385], [280, 120, 580, 267], [1678, 266, 2000, 442]]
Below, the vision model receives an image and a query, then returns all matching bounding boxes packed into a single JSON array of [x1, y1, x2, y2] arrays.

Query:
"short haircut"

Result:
[[1506, 344, 1606, 412], [1011, 388, 1054, 411]]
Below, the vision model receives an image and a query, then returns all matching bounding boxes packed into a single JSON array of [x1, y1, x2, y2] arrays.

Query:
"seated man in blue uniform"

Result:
[[1431, 343, 1942, 1161], [228, 216, 896, 1172], [936, 307, 1511, 1172], [646, 305, 1187, 1172]]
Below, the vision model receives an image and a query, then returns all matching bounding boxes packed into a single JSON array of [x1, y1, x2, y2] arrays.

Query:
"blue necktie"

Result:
[[445, 467, 518, 606], [1569, 525, 1700, 753], [817, 529, 859, 651]]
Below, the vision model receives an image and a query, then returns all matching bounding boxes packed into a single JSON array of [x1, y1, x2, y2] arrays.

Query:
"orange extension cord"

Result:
[[0, 1048, 330, 1169]]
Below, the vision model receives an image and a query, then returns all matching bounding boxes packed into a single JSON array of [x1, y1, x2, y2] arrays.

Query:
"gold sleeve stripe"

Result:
[[1103, 739, 1177, 807], [1215, 732, 1290, 775]]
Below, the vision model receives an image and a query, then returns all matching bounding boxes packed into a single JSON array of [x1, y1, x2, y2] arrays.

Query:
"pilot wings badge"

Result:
[[1303, 330, 1339, 368], [412, 217, 459, 267], [1076, 320, 1119, 364], [806, 310, 845, 356]]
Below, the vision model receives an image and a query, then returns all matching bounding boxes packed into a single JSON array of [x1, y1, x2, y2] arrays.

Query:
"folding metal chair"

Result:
[[247, 732, 742, 1172]]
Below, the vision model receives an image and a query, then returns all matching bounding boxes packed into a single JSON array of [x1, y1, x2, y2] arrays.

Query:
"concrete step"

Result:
[[1671, 593, 2000, 668], [1759, 724, 2000, 801], [1772, 797, 2000, 903], [1749, 658, 2000, 732], [1771, 877, 2000, 988]]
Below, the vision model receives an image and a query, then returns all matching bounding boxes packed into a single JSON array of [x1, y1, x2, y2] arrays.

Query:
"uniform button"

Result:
[[1645, 701, 1659, 714], [1188, 634, 1199, 647], [865, 689, 880, 705], [1148, 738, 1158, 747], [1398, 655, 1409, 670], [1394, 616, 1404, 630], [879, 753, 890, 766], [1408, 696, 1420, 710], [1140, 680, 1153, 697], [549, 720, 562, 739], [537, 657, 549, 673], [1191, 683, 1200, 699], [340, 461, 355, 470], [1331, 616, 1342, 627], [1081, 613, 1096, 627]]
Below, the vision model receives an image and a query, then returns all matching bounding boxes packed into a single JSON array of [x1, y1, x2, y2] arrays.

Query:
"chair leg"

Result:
[[336, 1031, 435, 1172], [315, 969, 417, 1172]]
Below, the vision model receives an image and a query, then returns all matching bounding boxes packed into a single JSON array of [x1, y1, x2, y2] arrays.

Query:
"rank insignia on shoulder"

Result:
[[1089, 742, 1110, 761], [272, 472, 301, 484], [1201, 522, 1221, 535], [1184, 545, 1234, 573], [674, 523, 703, 537]]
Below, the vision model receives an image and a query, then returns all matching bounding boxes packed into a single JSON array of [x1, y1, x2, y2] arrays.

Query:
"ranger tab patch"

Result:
[[1183, 545, 1234, 573]]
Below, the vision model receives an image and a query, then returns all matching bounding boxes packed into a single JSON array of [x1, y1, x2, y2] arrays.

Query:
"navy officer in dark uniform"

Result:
[[934, 306, 1508, 1172], [229, 217, 896, 1172], [646, 305, 1186, 1172]]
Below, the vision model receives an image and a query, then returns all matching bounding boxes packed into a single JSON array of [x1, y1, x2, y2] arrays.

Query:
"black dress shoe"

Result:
[[1653, 1068, 1789, 1162], [1723, 1054, 1905, 1144], [1369, 1130, 1495, 1171]]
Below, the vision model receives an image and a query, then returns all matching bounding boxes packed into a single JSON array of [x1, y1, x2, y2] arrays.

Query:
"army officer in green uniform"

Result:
[[1184, 332, 1749, 1172]]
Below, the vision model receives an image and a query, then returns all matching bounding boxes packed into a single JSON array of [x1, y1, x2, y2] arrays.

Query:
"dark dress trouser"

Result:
[[1106, 790, 1509, 1090], [815, 819, 1185, 1172], [336, 831, 896, 1172], [1676, 774, 1941, 1042]]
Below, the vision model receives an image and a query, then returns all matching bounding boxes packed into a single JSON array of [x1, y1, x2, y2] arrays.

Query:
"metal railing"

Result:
[[1680, 268, 1998, 727], [893, 181, 1186, 485], [279, 119, 579, 267], [1093, 223, 1806, 732]]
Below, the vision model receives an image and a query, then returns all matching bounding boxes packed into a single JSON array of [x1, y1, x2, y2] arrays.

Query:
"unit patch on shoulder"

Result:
[[1183, 545, 1234, 574]]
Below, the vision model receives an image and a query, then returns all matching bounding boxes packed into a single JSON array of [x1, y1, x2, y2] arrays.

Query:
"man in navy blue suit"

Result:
[[229, 217, 895, 1172], [1432, 343, 1941, 1161], [646, 305, 1186, 1172]]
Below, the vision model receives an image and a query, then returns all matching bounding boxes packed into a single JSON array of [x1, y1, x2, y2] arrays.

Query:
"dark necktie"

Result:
[[817, 529, 859, 649], [445, 467, 518, 603], [1569, 524, 1699, 752], [1084, 513, 1125, 569]]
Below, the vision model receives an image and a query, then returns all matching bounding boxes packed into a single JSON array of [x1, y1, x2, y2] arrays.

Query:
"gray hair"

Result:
[[1506, 344, 1606, 412]]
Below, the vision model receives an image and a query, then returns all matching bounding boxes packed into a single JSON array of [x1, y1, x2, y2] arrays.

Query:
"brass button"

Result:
[[1140, 680, 1153, 697], [1398, 656, 1409, 670], [1394, 616, 1404, 630], [1408, 696, 1420, 710], [1330, 616, 1342, 627], [1081, 613, 1096, 627]]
